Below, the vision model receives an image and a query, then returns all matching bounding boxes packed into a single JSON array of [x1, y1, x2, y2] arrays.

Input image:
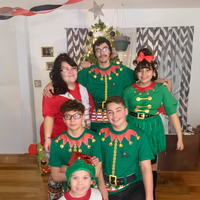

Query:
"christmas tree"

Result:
[[80, 19, 122, 65]]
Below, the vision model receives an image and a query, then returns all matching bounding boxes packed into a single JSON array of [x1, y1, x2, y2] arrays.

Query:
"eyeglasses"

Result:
[[60, 66, 77, 72], [95, 47, 109, 54], [63, 113, 82, 120]]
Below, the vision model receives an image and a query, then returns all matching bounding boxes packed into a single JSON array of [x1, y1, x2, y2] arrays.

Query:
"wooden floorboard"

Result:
[[0, 154, 200, 200]]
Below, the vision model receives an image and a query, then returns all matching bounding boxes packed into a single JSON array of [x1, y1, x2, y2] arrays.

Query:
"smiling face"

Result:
[[63, 110, 85, 135], [69, 170, 92, 198], [137, 66, 155, 87], [95, 42, 110, 65], [60, 61, 77, 85], [106, 102, 128, 131]]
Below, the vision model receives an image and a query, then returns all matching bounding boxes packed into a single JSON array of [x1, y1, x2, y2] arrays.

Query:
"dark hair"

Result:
[[133, 48, 158, 81], [105, 96, 126, 110], [49, 53, 78, 95], [60, 99, 85, 114], [92, 37, 112, 57]]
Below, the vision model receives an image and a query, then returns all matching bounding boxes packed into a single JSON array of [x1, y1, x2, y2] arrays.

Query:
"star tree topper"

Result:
[[88, 0, 104, 20]]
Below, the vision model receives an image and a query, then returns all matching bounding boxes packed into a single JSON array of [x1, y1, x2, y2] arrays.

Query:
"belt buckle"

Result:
[[137, 113, 145, 119], [102, 101, 105, 109], [109, 175, 117, 186]]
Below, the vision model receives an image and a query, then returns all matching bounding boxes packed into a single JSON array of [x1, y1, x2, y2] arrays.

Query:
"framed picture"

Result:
[[41, 46, 54, 57], [46, 62, 54, 70]]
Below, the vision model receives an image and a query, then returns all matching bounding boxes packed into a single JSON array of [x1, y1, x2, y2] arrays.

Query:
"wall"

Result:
[[1, 8, 200, 153]]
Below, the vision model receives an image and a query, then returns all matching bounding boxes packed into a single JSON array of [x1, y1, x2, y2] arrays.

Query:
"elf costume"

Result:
[[49, 128, 102, 193], [77, 63, 135, 131], [123, 82, 178, 155], [98, 123, 154, 197]]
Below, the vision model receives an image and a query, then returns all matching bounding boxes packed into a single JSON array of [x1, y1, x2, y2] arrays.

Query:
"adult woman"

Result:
[[40, 53, 94, 200], [123, 48, 184, 200]]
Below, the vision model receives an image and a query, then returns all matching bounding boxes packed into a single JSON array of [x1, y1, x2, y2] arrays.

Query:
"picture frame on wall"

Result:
[[41, 47, 54, 57], [46, 62, 54, 70]]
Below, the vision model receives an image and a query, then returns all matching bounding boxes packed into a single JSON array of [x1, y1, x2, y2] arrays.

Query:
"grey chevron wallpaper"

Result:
[[136, 26, 194, 133]]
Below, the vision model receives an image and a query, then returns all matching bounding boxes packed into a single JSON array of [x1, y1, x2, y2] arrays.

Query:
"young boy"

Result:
[[58, 157, 103, 200], [98, 95, 154, 200], [49, 99, 102, 196]]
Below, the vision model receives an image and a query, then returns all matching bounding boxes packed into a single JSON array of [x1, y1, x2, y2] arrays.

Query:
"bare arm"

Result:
[[43, 82, 54, 98], [156, 78, 172, 92], [169, 113, 184, 151], [140, 160, 153, 200], [98, 169, 109, 200], [44, 116, 54, 152], [51, 166, 67, 182], [95, 161, 102, 178]]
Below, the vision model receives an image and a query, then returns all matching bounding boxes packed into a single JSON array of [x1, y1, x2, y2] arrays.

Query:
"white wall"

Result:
[[1, 8, 200, 153]]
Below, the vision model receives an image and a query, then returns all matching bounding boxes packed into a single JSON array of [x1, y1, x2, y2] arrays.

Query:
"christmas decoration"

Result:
[[80, 19, 122, 65], [0, 0, 83, 20], [88, 0, 104, 20]]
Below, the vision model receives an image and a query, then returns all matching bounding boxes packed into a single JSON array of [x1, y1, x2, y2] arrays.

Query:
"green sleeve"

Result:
[[49, 140, 62, 167], [91, 133, 103, 162], [138, 132, 155, 161], [77, 68, 89, 87], [162, 86, 178, 115], [122, 65, 136, 87], [123, 86, 131, 121]]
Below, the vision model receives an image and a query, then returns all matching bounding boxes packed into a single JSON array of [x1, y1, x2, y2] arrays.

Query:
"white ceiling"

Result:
[[0, 0, 200, 10]]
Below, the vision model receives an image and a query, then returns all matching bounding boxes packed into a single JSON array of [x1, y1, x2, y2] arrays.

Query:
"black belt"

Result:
[[129, 111, 154, 119], [95, 101, 105, 109], [104, 173, 136, 186]]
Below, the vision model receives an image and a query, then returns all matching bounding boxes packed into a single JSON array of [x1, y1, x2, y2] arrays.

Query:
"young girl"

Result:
[[40, 53, 94, 200], [123, 48, 184, 200]]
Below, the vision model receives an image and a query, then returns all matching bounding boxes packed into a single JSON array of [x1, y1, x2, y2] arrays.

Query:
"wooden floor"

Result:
[[0, 154, 200, 200]]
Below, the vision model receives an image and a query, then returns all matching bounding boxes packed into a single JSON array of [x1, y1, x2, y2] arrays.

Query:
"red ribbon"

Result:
[[137, 52, 154, 63]]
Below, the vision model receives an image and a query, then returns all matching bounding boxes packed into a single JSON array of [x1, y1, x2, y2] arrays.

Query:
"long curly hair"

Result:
[[133, 48, 158, 82], [49, 53, 78, 95]]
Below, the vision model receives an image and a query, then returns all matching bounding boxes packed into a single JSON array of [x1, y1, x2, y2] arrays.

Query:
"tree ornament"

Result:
[[88, 31, 93, 37], [110, 31, 115, 37]]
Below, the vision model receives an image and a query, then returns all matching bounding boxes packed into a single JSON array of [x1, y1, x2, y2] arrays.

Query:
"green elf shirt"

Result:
[[49, 128, 102, 192], [77, 62, 135, 130], [123, 82, 178, 155], [98, 123, 154, 194]]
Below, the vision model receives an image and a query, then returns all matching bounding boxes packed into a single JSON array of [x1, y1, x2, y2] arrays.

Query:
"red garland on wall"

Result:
[[0, 0, 83, 20]]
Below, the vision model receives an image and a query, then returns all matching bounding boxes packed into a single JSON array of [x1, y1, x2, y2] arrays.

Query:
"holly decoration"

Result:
[[80, 20, 122, 65]]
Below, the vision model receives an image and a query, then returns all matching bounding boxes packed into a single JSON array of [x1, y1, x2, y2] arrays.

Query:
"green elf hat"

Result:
[[66, 157, 95, 185]]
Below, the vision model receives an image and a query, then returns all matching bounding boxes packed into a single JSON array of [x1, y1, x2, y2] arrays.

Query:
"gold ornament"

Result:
[[68, 148, 72, 152], [101, 138, 105, 141], [92, 139, 96, 143], [100, 77, 103, 81], [119, 144, 123, 148], [89, 71, 91, 74], [109, 77, 112, 80], [116, 73, 119, 76], [55, 140, 58, 143], [120, 68, 123, 71], [129, 141, 133, 145], [99, 132, 101, 136], [78, 149, 82, 153], [109, 142, 113, 146], [137, 136, 140, 140], [60, 145, 64, 149], [93, 75, 97, 78], [88, 145, 91, 149]]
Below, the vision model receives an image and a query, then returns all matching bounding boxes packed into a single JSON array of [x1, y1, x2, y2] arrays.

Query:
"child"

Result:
[[98, 95, 154, 200], [123, 48, 184, 199], [49, 99, 102, 198], [58, 157, 103, 200]]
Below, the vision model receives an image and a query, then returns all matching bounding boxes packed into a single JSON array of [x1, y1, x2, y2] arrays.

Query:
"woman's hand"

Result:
[[81, 62, 91, 69], [43, 82, 54, 98], [91, 156, 99, 167], [44, 138, 52, 153], [176, 139, 184, 151]]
